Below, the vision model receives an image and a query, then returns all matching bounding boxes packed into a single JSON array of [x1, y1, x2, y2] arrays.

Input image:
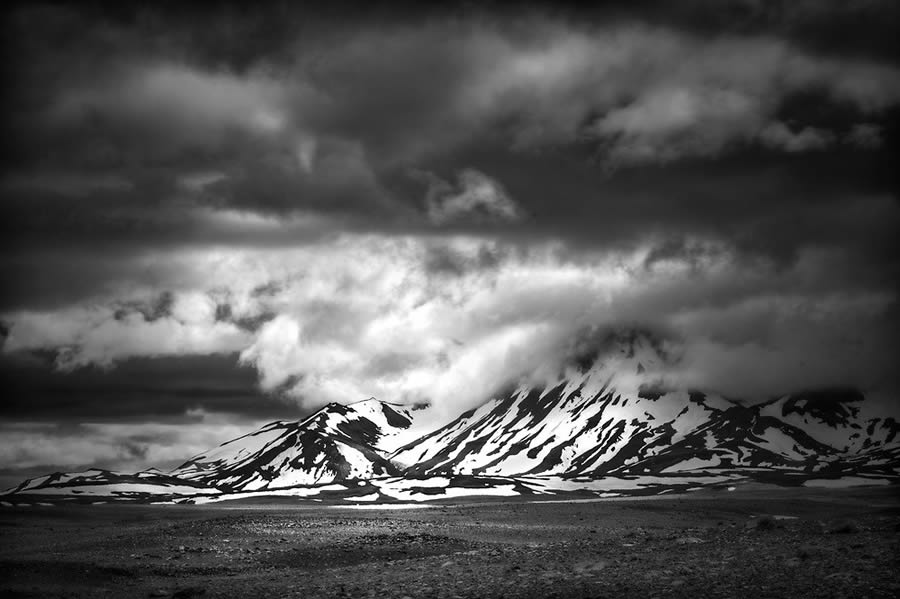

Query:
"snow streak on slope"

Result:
[[171, 398, 417, 491]]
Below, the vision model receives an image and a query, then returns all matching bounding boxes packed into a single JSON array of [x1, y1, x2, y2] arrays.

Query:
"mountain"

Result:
[[2, 468, 217, 502], [171, 398, 419, 492], [391, 333, 899, 479], [2, 332, 897, 504]]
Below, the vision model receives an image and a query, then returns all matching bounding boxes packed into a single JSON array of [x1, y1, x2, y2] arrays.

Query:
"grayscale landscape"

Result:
[[2, 1, 899, 598]]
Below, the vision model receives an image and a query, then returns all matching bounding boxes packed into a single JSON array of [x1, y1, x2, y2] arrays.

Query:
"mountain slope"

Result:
[[171, 398, 417, 491], [3, 468, 216, 500], [391, 334, 899, 478]]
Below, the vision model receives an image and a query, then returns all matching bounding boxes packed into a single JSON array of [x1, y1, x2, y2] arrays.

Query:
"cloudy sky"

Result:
[[1, 1, 899, 485]]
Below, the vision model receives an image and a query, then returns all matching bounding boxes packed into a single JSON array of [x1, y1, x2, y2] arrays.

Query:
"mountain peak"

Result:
[[165, 393, 422, 492], [528, 327, 677, 403], [350, 396, 412, 409]]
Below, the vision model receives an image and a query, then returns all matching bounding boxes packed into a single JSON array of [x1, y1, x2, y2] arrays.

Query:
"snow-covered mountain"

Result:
[[2, 332, 897, 504], [3, 468, 217, 501], [171, 398, 419, 491], [391, 333, 899, 479]]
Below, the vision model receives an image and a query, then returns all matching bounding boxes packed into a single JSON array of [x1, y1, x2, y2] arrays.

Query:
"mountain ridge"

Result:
[[3, 333, 898, 503], [170, 398, 417, 491]]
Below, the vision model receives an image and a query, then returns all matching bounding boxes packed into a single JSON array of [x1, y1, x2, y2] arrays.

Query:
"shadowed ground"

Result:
[[1, 485, 898, 598]]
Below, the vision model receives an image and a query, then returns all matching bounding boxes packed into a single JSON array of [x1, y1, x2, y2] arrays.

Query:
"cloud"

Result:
[[200, 136, 396, 216], [423, 169, 523, 225], [4, 292, 252, 369], [7, 12, 900, 230], [50, 63, 294, 145], [0, 412, 270, 473], [458, 24, 900, 163], [2, 10, 898, 292], [758, 122, 834, 152], [845, 123, 883, 149], [0, 352, 294, 424], [5, 229, 896, 415], [590, 86, 761, 163]]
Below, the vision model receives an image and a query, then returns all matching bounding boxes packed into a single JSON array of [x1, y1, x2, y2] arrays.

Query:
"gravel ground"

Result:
[[1, 485, 898, 598]]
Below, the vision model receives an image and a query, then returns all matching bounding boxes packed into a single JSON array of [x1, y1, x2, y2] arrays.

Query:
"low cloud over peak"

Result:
[[4, 235, 897, 413]]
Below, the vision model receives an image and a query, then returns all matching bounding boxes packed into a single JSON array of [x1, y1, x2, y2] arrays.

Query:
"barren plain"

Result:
[[1, 485, 898, 599]]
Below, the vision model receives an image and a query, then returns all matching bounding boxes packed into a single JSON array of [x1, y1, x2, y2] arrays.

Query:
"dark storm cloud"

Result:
[[426, 138, 900, 271], [5, 3, 899, 236], [2, 1, 897, 304], [0, 351, 300, 421], [643, 0, 900, 62]]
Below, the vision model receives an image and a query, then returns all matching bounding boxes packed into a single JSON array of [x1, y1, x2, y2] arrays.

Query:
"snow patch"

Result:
[[802, 476, 891, 488]]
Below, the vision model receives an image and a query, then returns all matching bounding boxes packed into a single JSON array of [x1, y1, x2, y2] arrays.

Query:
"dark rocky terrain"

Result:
[[2, 484, 898, 598]]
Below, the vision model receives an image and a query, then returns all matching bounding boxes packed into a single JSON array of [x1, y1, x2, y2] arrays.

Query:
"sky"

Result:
[[1, 1, 899, 484]]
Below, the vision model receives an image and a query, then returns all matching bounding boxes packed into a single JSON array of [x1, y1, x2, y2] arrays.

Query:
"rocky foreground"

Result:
[[1, 484, 898, 598]]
